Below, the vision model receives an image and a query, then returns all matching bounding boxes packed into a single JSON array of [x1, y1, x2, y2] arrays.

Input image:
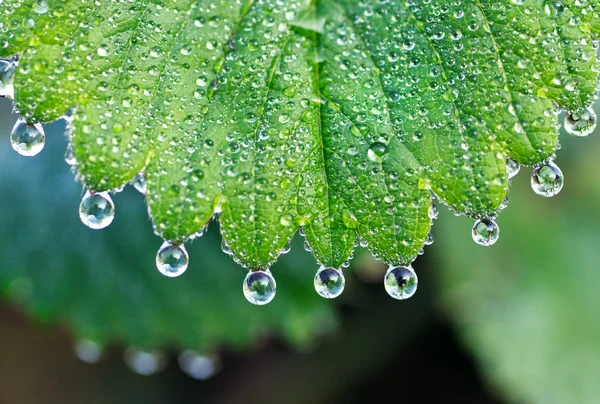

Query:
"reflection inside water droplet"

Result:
[[472, 219, 499, 246], [156, 242, 189, 278], [531, 162, 564, 197], [384, 266, 418, 300], [79, 191, 115, 229], [564, 107, 597, 137], [314, 267, 345, 299], [10, 118, 45, 157], [243, 269, 276, 305]]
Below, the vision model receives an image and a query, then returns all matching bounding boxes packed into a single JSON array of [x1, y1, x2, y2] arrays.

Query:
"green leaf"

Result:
[[0, 115, 336, 349], [435, 108, 600, 404], [1, 0, 598, 269]]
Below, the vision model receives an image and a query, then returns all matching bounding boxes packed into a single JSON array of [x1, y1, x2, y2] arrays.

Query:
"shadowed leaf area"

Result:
[[1, 0, 599, 269]]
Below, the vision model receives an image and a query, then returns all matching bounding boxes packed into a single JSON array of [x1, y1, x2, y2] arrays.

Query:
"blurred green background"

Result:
[[1, 97, 599, 404]]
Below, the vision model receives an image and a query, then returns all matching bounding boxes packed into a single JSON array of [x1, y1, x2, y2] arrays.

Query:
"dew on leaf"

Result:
[[564, 107, 597, 137], [156, 241, 189, 278], [74, 340, 103, 364], [10, 118, 45, 157], [243, 269, 276, 305], [429, 202, 439, 220], [384, 265, 418, 300], [124, 348, 166, 376], [79, 191, 115, 230], [367, 141, 387, 162], [424, 232, 434, 246], [314, 266, 345, 299], [506, 158, 520, 178], [0, 58, 17, 98], [531, 162, 564, 197], [472, 219, 499, 246], [133, 171, 147, 194]]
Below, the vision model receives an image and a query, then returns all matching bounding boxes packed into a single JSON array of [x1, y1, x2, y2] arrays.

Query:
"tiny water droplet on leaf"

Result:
[[79, 191, 115, 230], [506, 158, 520, 179], [74, 340, 103, 364], [124, 348, 165, 376], [243, 269, 276, 305], [0, 58, 17, 98], [178, 350, 219, 380], [531, 162, 564, 197], [314, 267, 345, 299], [384, 266, 418, 300], [10, 118, 45, 157], [156, 242, 189, 278], [472, 219, 499, 246]]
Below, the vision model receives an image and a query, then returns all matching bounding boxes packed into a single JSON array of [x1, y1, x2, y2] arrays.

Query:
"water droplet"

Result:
[[74, 340, 103, 364], [156, 242, 189, 278], [79, 191, 115, 229], [64, 144, 76, 166], [367, 142, 387, 163], [10, 118, 45, 156], [0, 58, 16, 98], [384, 266, 418, 300], [506, 158, 520, 178], [429, 202, 439, 220], [564, 107, 597, 137], [124, 348, 165, 376], [531, 162, 563, 197], [424, 232, 434, 246], [178, 350, 219, 380], [133, 171, 147, 194], [314, 267, 345, 299], [472, 219, 499, 246], [243, 269, 276, 305]]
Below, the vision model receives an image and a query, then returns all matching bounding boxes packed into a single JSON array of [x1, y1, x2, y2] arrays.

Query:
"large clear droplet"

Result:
[[384, 265, 418, 300], [74, 339, 103, 364], [531, 162, 563, 197], [156, 242, 188, 278], [0, 58, 16, 98], [367, 142, 387, 163], [564, 107, 597, 137], [314, 267, 345, 299], [506, 157, 520, 178], [133, 171, 147, 194], [79, 191, 115, 229], [178, 350, 219, 380], [10, 118, 45, 156], [124, 348, 165, 376], [472, 219, 499, 246], [243, 269, 276, 305]]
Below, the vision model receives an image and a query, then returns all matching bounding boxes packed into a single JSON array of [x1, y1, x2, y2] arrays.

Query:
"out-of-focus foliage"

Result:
[[436, 105, 600, 404], [0, 107, 336, 351]]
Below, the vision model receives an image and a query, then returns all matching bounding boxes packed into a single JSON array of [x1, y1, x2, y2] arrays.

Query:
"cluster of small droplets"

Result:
[[155, 241, 189, 278], [314, 266, 345, 299], [0, 57, 17, 98], [10, 118, 45, 157], [242, 269, 276, 305], [383, 265, 418, 300], [472, 219, 500, 246], [564, 107, 597, 137], [79, 191, 115, 230], [531, 161, 564, 197]]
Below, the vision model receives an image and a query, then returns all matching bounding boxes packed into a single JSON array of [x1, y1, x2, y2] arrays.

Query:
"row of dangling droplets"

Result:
[[2, 56, 599, 304]]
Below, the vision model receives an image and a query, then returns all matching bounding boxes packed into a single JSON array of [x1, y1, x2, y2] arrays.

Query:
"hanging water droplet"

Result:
[[367, 142, 387, 163], [424, 232, 434, 246], [64, 144, 76, 166], [384, 265, 418, 300], [506, 158, 520, 178], [178, 350, 219, 380], [499, 196, 509, 211], [243, 269, 276, 305], [429, 202, 439, 220], [156, 242, 188, 278], [531, 162, 563, 197], [79, 191, 115, 229], [0, 58, 17, 98], [314, 266, 345, 299], [471, 219, 499, 246], [10, 118, 45, 156], [74, 339, 103, 364], [564, 107, 597, 137], [124, 348, 166, 376], [133, 171, 147, 194]]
